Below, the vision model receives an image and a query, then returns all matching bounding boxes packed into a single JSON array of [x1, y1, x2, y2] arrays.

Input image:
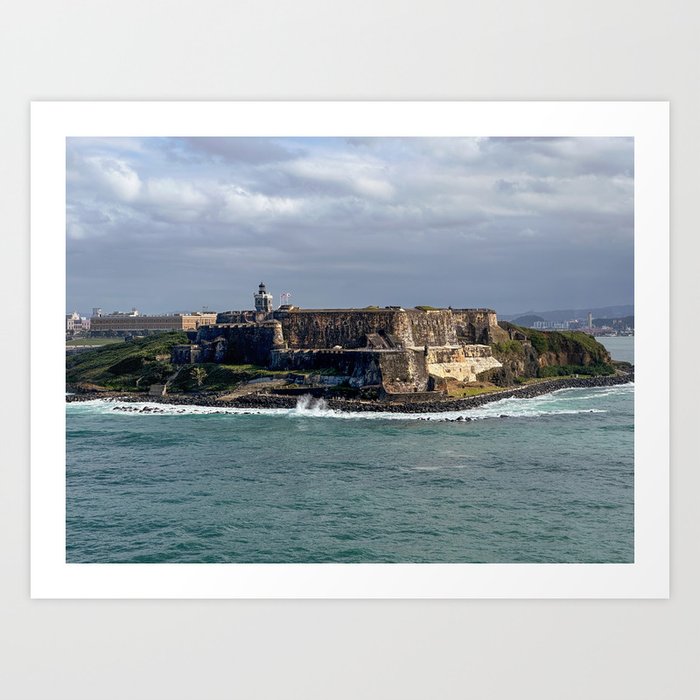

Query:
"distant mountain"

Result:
[[512, 314, 545, 326], [502, 305, 634, 323]]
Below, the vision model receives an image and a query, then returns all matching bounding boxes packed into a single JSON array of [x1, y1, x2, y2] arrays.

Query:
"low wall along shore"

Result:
[[66, 371, 633, 414]]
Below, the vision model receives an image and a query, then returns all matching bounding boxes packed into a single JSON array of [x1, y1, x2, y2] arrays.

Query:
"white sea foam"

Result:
[[66, 383, 632, 423], [294, 394, 330, 415]]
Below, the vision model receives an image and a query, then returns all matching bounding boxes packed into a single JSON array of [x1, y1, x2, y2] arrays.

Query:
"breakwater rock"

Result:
[[66, 371, 633, 414]]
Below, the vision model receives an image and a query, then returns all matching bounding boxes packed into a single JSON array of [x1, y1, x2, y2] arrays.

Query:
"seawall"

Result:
[[66, 371, 633, 414]]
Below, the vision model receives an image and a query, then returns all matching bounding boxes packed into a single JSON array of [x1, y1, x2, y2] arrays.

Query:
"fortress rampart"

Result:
[[174, 321, 284, 367], [273, 309, 413, 349], [451, 308, 498, 344], [271, 307, 493, 349], [172, 299, 503, 396]]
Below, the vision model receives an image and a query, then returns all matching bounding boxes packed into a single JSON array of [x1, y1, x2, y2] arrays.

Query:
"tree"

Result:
[[191, 366, 207, 387]]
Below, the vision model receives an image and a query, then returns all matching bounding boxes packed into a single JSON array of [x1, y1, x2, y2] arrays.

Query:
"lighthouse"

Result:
[[254, 282, 273, 314]]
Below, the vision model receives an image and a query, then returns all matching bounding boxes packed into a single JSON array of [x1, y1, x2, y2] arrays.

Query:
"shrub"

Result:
[[538, 363, 615, 378], [525, 330, 548, 354], [492, 339, 524, 356], [107, 355, 144, 375]]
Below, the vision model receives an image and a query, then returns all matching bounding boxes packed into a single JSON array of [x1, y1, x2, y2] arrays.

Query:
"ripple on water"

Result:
[[66, 384, 635, 563]]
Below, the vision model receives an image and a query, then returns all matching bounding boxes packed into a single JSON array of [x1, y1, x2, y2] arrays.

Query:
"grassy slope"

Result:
[[66, 332, 188, 391], [522, 328, 615, 376], [518, 327, 611, 363], [66, 333, 297, 392], [493, 324, 615, 380], [168, 363, 291, 392]]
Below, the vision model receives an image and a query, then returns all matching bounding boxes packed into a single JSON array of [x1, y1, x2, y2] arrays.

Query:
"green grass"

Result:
[[492, 323, 615, 383], [66, 337, 124, 347], [491, 339, 525, 356], [516, 374, 596, 385], [66, 332, 188, 391], [66, 333, 310, 393], [515, 327, 611, 363], [447, 385, 501, 398], [537, 363, 615, 378], [168, 363, 292, 392]]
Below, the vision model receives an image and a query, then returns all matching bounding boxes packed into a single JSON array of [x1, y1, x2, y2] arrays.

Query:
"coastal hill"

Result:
[[489, 324, 618, 386], [66, 332, 292, 393], [66, 332, 188, 392], [66, 321, 622, 399]]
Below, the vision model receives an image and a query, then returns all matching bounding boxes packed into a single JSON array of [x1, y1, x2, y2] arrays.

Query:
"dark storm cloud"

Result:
[[66, 137, 633, 315]]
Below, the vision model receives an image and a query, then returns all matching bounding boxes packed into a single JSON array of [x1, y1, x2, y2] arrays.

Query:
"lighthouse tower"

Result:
[[254, 282, 273, 314]]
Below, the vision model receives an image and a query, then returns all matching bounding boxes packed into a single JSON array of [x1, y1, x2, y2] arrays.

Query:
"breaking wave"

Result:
[[66, 384, 632, 423], [294, 394, 329, 414]]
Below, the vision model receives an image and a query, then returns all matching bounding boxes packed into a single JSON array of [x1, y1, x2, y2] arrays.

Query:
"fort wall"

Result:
[[273, 309, 413, 349], [378, 350, 430, 394], [273, 308, 461, 349], [426, 344, 502, 383], [171, 344, 202, 364], [216, 310, 267, 324], [406, 310, 458, 347], [270, 348, 383, 387], [191, 321, 284, 366], [269, 347, 433, 392], [451, 309, 498, 344], [172, 303, 504, 394]]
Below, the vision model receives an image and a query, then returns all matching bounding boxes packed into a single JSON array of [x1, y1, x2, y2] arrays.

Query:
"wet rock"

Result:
[[67, 371, 633, 415]]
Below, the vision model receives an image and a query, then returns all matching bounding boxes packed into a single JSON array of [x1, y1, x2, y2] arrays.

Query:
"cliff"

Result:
[[488, 323, 615, 385]]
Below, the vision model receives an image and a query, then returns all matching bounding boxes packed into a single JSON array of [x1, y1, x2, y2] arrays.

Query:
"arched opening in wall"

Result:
[[467, 323, 477, 343], [478, 327, 490, 345]]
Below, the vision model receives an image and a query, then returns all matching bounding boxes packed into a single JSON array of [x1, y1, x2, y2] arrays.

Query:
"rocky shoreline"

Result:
[[66, 370, 633, 414]]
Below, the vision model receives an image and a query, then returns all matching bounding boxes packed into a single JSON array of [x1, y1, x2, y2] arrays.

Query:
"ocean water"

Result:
[[66, 337, 634, 563], [596, 335, 634, 364]]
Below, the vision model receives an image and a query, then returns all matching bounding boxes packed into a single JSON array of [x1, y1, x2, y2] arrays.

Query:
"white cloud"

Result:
[[220, 186, 304, 222], [281, 156, 395, 201], [66, 136, 634, 313], [83, 156, 142, 201]]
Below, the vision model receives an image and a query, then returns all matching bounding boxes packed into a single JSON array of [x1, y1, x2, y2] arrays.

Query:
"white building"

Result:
[[532, 320, 570, 330], [66, 311, 90, 333]]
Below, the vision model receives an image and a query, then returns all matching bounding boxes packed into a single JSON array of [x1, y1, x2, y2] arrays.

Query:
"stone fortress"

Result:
[[171, 283, 505, 398]]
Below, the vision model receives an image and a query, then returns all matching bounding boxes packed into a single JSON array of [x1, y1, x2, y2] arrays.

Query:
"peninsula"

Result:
[[66, 283, 633, 412]]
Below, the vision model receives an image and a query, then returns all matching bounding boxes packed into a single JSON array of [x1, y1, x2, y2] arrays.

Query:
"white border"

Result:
[[31, 102, 669, 598]]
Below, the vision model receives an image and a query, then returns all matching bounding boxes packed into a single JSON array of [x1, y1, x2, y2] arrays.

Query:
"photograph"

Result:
[[8, 2, 692, 696], [63, 133, 635, 565]]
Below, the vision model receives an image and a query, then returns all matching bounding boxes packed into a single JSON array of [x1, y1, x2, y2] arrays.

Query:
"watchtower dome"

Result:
[[254, 282, 273, 313]]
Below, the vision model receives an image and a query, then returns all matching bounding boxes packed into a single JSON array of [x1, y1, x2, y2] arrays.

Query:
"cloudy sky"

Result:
[[66, 136, 633, 316]]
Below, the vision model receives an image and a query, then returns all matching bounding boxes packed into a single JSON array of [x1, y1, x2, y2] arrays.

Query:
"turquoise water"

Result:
[[66, 334, 634, 563]]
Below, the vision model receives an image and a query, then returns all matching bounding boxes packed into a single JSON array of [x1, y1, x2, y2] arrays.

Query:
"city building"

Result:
[[90, 310, 217, 336], [65, 311, 91, 333], [532, 320, 570, 330]]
